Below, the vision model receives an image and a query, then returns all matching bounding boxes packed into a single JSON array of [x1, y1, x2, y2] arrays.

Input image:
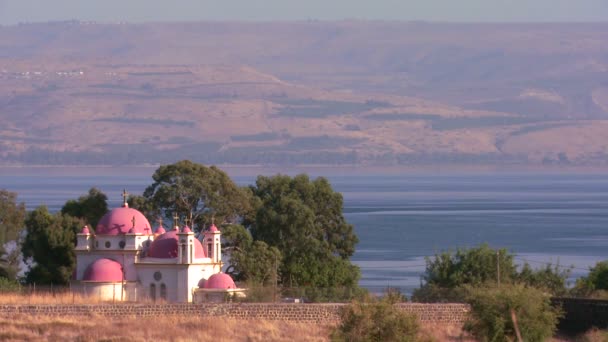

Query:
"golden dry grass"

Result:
[[0, 314, 331, 342], [0, 292, 472, 341], [0, 291, 127, 305], [0, 314, 475, 342]]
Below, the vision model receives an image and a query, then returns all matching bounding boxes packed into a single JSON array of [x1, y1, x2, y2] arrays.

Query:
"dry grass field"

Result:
[[0, 315, 332, 342], [0, 314, 477, 342], [0, 292, 474, 341]]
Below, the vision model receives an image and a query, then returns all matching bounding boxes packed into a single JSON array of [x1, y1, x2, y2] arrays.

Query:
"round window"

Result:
[[119, 241, 126, 249], [154, 271, 162, 281], [105, 241, 111, 248]]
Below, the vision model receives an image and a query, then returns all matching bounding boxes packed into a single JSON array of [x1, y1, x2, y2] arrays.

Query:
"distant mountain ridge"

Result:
[[0, 21, 607, 167]]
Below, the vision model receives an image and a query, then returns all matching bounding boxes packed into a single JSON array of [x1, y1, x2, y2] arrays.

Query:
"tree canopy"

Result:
[[248, 174, 360, 288], [61, 187, 108, 229], [141, 160, 252, 231], [413, 244, 570, 302], [573, 260, 608, 297], [0, 189, 26, 280], [22, 206, 82, 285], [221, 224, 281, 286], [0, 189, 26, 251]]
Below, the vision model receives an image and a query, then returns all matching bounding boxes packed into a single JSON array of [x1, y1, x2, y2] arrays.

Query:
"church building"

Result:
[[72, 191, 242, 302]]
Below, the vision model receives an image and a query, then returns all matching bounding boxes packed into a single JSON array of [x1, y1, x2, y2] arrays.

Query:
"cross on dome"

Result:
[[173, 212, 179, 230]]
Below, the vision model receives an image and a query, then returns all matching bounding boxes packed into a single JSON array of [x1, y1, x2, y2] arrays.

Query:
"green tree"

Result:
[[142, 160, 252, 231], [248, 174, 359, 288], [331, 295, 427, 342], [413, 244, 516, 302], [573, 260, 608, 297], [61, 187, 108, 229], [0, 189, 26, 251], [413, 244, 570, 302], [517, 262, 570, 296], [0, 240, 23, 280], [464, 284, 561, 342], [22, 206, 82, 285], [222, 224, 281, 285], [0, 189, 26, 279]]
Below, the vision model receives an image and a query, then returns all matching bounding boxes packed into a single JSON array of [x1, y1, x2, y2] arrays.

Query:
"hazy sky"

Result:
[[0, 0, 607, 25]]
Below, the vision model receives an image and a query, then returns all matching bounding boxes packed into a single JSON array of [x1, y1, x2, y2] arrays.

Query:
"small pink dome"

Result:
[[96, 207, 152, 235], [156, 226, 166, 235], [205, 273, 236, 290], [183, 226, 192, 233], [83, 259, 123, 282], [81, 225, 90, 234], [197, 278, 206, 288], [209, 224, 219, 232], [147, 230, 206, 259]]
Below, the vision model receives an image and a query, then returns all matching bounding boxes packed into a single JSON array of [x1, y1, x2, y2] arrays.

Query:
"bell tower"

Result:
[[203, 219, 222, 266]]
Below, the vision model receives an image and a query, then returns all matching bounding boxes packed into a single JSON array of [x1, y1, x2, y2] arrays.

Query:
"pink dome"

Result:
[[197, 278, 206, 288], [81, 225, 90, 234], [147, 230, 206, 259], [209, 224, 219, 232], [156, 226, 166, 234], [83, 259, 123, 282], [205, 273, 236, 290], [183, 226, 192, 233], [96, 207, 152, 235]]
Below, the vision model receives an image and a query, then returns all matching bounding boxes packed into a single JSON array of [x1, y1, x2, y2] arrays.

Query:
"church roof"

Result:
[[82, 258, 123, 282], [147, 230, 206, 259], [205, 273, 236, 290], [96, 205, 152, 235]]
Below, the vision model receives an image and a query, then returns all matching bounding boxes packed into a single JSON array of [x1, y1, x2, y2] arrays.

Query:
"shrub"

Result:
[[413, 244, 570, 302], [331, 296, 430, 342], [0, 277, 20, 291], [573, 261, 608, 297], [464, 284, 562, 342]]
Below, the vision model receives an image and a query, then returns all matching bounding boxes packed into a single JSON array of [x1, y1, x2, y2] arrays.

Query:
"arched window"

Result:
[[160, 283, 167, 300], [150, 283, 156, 301]]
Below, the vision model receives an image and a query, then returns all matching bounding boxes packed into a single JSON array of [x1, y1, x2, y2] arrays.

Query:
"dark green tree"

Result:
[[61, 187, 108, 229], [0, 189, 26, 280], [0, 189, 26, 251], [248, 174, 360, 288], [223, 224, 282, 285], [413, 244, 570, 302], [22, 206, 82, 285], [573, 260, 608, 297], [517, 262, 570, 296], [142, 160, 252, 231]]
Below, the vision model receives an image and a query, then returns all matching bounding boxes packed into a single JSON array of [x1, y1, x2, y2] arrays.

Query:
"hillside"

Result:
[[1, 21, 607, 166]]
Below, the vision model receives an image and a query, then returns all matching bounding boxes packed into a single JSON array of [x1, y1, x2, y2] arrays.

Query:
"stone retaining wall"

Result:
[[0, 303, 470, 324]]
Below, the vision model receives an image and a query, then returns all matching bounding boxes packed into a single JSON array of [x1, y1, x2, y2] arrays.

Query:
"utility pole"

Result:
[[496, 250, 501, 287]]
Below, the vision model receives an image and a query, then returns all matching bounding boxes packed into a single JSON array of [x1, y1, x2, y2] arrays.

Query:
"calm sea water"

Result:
[[1, 168, 607, 293]]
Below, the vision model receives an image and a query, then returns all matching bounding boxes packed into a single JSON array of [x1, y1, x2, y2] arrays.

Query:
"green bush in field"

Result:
[[464, 284, 561, 342], [573, 261, 608, 298], [412, 244, 571, 302], [331, 295, 429, 342]]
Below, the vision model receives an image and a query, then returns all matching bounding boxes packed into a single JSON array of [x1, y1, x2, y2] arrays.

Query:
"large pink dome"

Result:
[[147, 230, 206, 259], [83, 258, 123, 282], [205, 273, 236, 290], [96, 206, 152, 235]]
